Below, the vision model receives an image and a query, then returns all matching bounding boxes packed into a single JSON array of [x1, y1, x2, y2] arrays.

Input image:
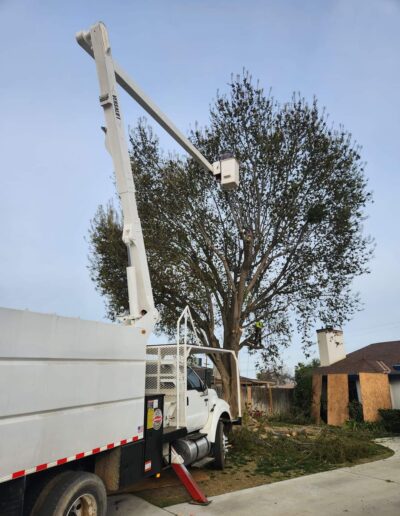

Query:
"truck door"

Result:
[[186, 368, 209, 432]]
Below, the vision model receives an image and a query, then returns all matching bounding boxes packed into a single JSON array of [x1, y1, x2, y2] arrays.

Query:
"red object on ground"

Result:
[[171, 463, 210, 505]]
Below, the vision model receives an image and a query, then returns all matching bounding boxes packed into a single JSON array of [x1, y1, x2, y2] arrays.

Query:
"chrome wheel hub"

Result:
[[67, 493, 97, 516]]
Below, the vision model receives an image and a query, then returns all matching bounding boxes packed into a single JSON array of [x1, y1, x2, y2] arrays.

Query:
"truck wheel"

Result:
[[31, 471, 107, 516], [213, 420, 226, 470]]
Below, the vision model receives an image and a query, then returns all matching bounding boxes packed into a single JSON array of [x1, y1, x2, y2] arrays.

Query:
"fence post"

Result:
[[268, 385, 273, 414], [246, 385, 252, 408]]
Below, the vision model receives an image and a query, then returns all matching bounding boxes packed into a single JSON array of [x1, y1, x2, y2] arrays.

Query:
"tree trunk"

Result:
[[218, 353, 240, 418]]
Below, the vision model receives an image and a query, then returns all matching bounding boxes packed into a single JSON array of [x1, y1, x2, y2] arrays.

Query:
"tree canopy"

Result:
[[88, 73, 372, 404]]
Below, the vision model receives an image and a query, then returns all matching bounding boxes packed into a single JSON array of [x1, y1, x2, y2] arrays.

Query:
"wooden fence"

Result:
[[215, 384, 294, 415], [242, 385, 294, 414]]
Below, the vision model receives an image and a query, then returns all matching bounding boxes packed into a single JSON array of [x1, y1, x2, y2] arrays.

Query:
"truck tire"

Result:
[[213, 420, 226, 470], [30, 470, 107, 516]]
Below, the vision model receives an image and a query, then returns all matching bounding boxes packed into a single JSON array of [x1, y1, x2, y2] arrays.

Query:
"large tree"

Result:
[[89, 73, 372, 409]]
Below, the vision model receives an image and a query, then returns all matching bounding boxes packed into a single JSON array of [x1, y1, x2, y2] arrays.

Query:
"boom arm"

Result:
[[76, 24, 216, 177], [80, 23, 155, 328], [77, 22, 239, 329]]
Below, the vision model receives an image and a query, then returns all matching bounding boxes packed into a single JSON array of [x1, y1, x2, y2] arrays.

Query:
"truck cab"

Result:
[[145, 313, 239, 471]]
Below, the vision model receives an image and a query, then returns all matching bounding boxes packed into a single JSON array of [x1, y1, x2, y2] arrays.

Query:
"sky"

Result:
[[0, 0, 399, 376]]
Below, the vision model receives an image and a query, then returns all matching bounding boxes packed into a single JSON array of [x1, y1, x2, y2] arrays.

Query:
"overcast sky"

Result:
[[0, 0, 399, 375]]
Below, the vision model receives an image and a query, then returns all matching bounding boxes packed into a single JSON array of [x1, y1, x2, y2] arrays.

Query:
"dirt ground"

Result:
[[119, 422, 393, 508], [120, 459, 278, 507]]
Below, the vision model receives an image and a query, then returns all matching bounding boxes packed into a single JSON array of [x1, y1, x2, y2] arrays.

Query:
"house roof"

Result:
[[316, 340, 400, 375], [240, 376, 275, 386], [212, 375, 274, 386]]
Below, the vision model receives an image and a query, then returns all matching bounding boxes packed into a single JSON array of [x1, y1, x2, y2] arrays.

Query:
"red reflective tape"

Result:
[[12, 470, 25, 479], [6, 435, 136, 482]]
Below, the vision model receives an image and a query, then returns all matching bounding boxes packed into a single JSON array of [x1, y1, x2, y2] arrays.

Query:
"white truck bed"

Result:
[[0, 307, 147, 483]]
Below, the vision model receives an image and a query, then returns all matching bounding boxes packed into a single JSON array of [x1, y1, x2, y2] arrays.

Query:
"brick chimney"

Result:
[[317, 328, 346, 366]]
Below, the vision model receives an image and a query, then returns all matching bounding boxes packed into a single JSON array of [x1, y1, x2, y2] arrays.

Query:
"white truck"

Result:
[[0, 22, 241, 516]]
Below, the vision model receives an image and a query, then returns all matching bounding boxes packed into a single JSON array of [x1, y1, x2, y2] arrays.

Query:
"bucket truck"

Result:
[[0, 22, 241, 515]]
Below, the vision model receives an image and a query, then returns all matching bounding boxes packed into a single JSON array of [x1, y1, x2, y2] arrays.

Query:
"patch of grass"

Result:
[[343, 419, 389, 437], [264, 411, 313, 426], [378, 409, 400, 433], [230, 422, 392, 477]]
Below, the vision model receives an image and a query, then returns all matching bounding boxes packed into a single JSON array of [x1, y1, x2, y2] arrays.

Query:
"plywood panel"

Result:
[[359, 373, 392, 422], [327, 374, 349, 426], [311, 374, 322, 424]]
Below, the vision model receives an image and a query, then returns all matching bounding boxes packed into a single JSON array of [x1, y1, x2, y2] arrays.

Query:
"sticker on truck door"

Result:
[[147, 406, 154, 429], [153, 408, 163, 430]]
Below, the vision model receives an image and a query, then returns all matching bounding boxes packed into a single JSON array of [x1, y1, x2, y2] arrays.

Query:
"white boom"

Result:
[[78, 23, 155, 329], [76, 22, 239, 328]]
